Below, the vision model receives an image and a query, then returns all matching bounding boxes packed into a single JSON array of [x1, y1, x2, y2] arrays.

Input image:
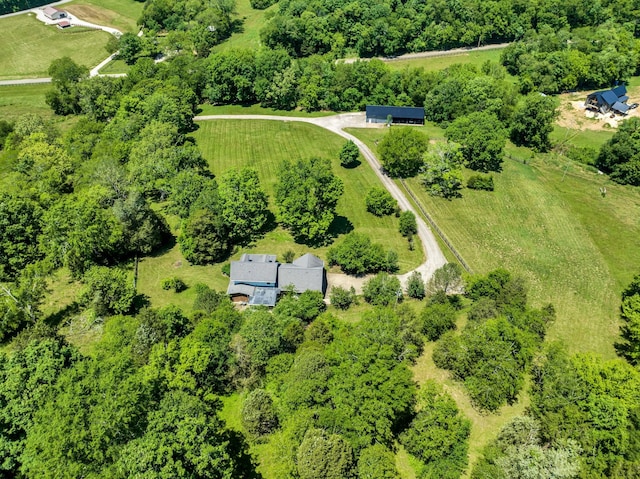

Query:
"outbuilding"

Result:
[[43, 6, 67, 20], [585, 85, 629, 114], [366, 105, 425, 125]]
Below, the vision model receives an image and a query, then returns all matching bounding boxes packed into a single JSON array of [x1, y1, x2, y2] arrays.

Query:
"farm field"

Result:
[[65, 0, 143, 32], [0, 13, 111, 80], [351, 126, 640, 358], [136, 120, 424, 311]]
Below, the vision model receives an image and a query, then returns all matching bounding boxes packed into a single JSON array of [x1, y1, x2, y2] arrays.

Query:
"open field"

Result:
[[214, 0, 277, 52], [136, 120, 424, 311], [350, 126, 639, 358], [65, 0, 143, 32], [0, 83, 53, 121], [97, 58, 130, 74], [197, 104, 335, 117], [383, 47, 505, 72], [0, 13, 111, 80]]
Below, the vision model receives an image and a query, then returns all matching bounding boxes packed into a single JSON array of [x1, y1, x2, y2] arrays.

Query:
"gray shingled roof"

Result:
[[230, 255, 278, 284], [278, 254, 324, 293]]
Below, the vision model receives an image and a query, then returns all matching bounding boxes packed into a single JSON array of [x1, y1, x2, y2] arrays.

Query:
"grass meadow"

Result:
[[135, 120, 425, 311], [214, 0, 277, 52], [65, 0, 143, 32], [0, 13, 111, 80], [351, 126, 640, 358], [384, 47, 505, 72]]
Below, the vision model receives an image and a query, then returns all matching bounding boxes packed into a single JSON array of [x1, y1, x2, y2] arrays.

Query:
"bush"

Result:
[[250, 0, 277, 9], [363, 273, 403, 306], [467, 174, 494, 191], [242, 389, 279, 437], [221, 263, 231, 276], [327, 232, 396, 275], [399, 211, 417, 237], [339, 140, 360, 168], [406, 271, 425, 300], [161, 277, 187, 292], [330, 286, 357, 310], [421, 302, 457, 341], [281, 249, 295, 263], [365, 187, 397, 216]]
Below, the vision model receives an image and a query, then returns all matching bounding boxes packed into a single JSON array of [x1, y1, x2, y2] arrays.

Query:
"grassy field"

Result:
[[197, 104, 335, 117], [351, 127, 640, 358], [0, 83, 54, 121], [0, 13, 111, 80], [383, 47, 505, 72], [136, 120, 424, 311], [65, 0, 143, 32], [214, 0, 277, 52], [98, 58, 130, 74], [551, 125, 614, 150]]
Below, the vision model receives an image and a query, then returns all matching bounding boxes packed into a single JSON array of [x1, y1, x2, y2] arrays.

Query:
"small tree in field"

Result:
[[406, 271, 425, 300], [426, 263, 463, 296], [378, 127, 429, 178], [339, 140, 360, 168], [363, 273, 403, 306], [399, 211, 417, 237], [330, 286, 357, 310], [365, 187, 397, 216]]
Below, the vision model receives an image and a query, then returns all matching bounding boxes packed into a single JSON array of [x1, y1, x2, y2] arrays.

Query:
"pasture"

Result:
[[136, 120, 425, 311], [351, 126, 640, 358], [65, 0, 143, 32], [0, 13, 111, 80]]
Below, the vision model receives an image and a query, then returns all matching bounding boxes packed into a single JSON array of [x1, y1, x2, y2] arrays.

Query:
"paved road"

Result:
[[341, 42, 510, 64], [194, 113, 448, 284]]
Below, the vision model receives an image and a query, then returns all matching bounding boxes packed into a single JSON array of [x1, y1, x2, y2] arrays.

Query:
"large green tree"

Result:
[[275, 157, 343, 243], [296, 428, 355, 479], [617, 274, 640, 364], [596, 117, 640, 186], [378, 127, 429, 178], [422, 143, 465, 198], [218, 168, 270, 243], [510, 94, 559, 152], [445, 112, 507, 172], [0, 194, 42, 281]]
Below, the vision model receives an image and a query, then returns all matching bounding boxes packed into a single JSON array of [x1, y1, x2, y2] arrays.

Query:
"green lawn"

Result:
[[551, 125, 614, 150], [65, 0, 143, 32], [136, 120, 424, 311], [98, 58, 130, 75], [384, 48, 506, 72], [0, 13, 112, 80], [214, 0, 277, 52], [0, 83, 53, 122], [350, 126, 639, 357], [197, 103, 335, 117]]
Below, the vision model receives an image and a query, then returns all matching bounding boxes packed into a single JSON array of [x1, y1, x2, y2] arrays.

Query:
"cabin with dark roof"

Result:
[[585, 85, 630, 114], [366, 105, 425, 125], [227, 253, 325, 306]]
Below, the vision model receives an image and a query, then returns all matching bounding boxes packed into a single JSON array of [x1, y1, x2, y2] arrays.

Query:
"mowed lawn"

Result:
[[384, 47, 506, 72], [214, 0, 277, 52], [0, 14, 111, 80], [136, 120, 424, 312], [192, 120, 424, 273], [65, 0, 143, 32], [0, 83, 53, 121]]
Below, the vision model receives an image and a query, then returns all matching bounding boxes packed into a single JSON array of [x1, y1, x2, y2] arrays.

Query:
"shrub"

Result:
[[242, 389, 279, 437], [365, 187, 397, 216], [161, 277, 187, 292], [406, 271, 425, 300], [221, 263, 231, 276], [467, 174, 494, 191], [281, 249, 295, 263], [421, 303, 457, 341], [399, 211, 417, 237], [363, 273, 403, 306], [339, 140, 360, 168], [330, 286, 357, 310], [250, 0, 277, 9], [328, 232, 395, 275]]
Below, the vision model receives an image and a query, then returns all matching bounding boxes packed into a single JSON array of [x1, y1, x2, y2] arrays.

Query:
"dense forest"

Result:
[[1, 0, 640, 476]]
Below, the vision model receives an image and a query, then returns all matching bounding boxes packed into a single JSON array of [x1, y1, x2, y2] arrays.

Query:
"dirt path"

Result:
[[194, 113, 448, 288]]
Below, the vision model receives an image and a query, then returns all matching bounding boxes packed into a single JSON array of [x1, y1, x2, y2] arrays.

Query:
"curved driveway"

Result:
[[194, 113, 448, 284]]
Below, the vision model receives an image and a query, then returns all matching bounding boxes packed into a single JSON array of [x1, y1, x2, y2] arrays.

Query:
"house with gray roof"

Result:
[[227, 253, 325, 306], [43, 6, 67, 20]]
